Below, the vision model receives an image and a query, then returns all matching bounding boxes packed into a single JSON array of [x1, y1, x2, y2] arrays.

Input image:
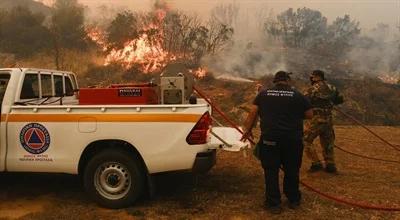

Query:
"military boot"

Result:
[[288, 201, 301, 209], [265, 205, 282, 214], [308, 162, 323, 172], [325, 163, 337, 173]]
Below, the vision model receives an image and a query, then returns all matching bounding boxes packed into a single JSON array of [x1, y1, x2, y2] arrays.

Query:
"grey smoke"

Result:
[[347, 24, 400, 77], [202, 42, 287, 78], [201, 3, 287, 78], [202, 4, 400, 81]]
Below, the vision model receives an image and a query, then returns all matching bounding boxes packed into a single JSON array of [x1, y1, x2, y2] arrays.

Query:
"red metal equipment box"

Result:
[[79, 83, 159, 105]]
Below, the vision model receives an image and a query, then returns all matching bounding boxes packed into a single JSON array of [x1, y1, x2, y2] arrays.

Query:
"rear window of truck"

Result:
[[20, 74, 39, 99], [20, 73, 75, 99], [41, 74, 53, 98]]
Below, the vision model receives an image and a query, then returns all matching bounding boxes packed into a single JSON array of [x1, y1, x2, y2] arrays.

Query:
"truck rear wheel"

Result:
[[83, 149, 145, 208]]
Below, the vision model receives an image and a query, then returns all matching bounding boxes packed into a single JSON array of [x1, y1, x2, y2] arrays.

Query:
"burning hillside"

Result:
[[87, 8, 169, 73], [86, 2, 231, 78]]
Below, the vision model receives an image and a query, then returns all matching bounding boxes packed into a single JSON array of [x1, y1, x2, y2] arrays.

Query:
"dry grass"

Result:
[[0, 126, 399, 220]]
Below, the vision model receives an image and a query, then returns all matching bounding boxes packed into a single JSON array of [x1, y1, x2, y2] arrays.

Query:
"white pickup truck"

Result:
[[0, 68, 216, 208]]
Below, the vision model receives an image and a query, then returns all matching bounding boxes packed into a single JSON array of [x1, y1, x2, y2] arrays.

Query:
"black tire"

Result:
[[83, 149, 145, 209]]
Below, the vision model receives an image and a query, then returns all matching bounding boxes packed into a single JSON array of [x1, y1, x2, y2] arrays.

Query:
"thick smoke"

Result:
[[201, 3, 287, 78], [202, 42, 287, 78], [202, 4, 400, 82], [347, 24, 400, 81]]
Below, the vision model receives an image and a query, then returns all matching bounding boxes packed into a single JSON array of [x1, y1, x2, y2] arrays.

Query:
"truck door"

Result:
[[6, 72, 78, 173]]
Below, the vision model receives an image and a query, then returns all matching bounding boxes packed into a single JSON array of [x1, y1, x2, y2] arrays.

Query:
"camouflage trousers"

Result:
[[303, 118, 335, 165]]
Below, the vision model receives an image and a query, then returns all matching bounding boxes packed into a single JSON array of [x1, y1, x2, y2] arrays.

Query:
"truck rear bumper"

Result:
[[192, 149, 216, 173]]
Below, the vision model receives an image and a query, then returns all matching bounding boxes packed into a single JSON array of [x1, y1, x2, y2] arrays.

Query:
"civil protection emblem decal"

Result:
[[20, 123, 51, 154]]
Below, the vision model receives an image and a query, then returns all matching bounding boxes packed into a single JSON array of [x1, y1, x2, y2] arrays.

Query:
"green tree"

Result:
[[50, 0, 87, 69], [106, 11, 138, 50], [325, 15, 360, 55], [265, 8, 327, 48], [0, 6, 50, 57]]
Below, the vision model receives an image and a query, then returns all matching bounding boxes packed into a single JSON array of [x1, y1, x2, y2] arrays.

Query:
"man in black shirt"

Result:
[[241, 71, 313, 214]]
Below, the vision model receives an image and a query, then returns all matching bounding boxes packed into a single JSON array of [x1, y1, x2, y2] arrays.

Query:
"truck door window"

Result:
[[65, 77, 74, 96], [20, 74, 39, 99], [41, 74, 53, 97], [0, 73, 11, 112]]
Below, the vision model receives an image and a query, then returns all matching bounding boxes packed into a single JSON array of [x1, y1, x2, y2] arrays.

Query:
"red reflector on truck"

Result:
[[186, 111, 211, 145]]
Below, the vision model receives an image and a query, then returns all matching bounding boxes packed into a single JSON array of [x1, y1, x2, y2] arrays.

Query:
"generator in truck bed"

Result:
[[79, 64, 195, 105]]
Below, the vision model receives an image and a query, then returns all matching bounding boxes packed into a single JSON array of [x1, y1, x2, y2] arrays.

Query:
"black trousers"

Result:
[[259, 137, 304, 206]]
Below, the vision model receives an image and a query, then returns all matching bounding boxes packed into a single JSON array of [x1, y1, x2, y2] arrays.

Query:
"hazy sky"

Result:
[[56, 0, 400, 29]]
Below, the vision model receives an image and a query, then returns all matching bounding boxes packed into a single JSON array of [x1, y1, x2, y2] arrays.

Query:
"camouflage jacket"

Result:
[[304, 81, 340, 120]]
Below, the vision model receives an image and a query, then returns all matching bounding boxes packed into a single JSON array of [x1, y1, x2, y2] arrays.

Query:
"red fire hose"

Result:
[[193, 86, 400, 211], [334, 144, 400, 164], [340, 137, 400, 147], [334, 107, 400, 152], [195, 86, 400, 163], [300, 181, 400, 211]]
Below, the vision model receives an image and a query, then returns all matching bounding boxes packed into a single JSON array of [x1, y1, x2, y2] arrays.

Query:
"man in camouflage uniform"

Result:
[[303, 70, 343, 173]]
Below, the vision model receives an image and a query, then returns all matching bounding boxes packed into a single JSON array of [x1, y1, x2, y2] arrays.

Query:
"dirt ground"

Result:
[[0, 126, 399, 220]]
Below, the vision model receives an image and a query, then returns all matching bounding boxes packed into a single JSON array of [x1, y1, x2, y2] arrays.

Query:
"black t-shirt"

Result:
[[253, 84, 312, 139]]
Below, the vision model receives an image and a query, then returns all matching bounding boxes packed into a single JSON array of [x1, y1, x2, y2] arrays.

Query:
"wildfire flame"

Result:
[[378, 74, 400, 84], [190, 68, 207, 78], [87, 6, 207, 78], [104, 33, 170, 73], [86, 27, 107, 51]]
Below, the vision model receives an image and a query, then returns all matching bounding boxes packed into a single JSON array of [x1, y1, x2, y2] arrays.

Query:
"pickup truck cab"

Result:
[[0, 68, 216, 208]]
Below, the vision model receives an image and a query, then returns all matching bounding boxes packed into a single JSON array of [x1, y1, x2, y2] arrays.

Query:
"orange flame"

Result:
[[104, 33, 170, 73], [190, 67, 207, 78], [87, 27, 107, 51], [378, 74, 399, 84], [87, 5, 207, 78]]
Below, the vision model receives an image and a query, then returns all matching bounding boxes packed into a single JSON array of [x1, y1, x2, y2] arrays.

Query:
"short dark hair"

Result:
[[273, 71, 291, 83], [312, 70, 325, 80]]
